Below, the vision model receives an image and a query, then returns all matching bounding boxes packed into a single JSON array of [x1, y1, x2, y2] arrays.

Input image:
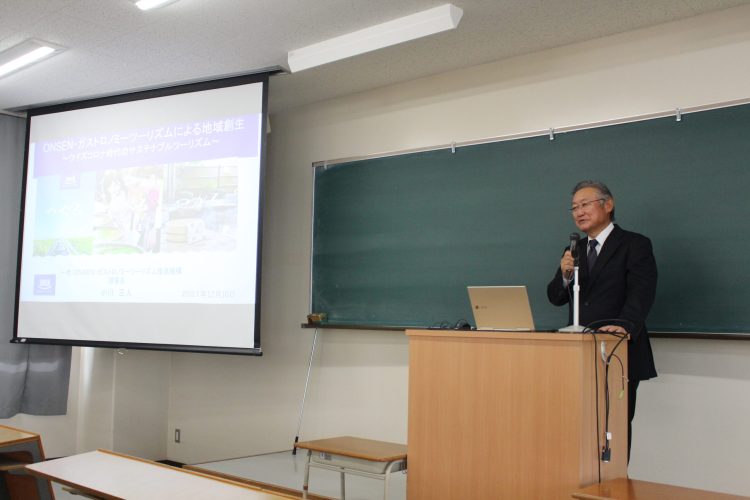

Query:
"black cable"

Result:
[[604, 360, 610, 451], [609, 353, 627, 396], [600, 348, 626, 461], [452, 319, 471, 330], [582, 328, 602, 482], [584, 318, 634, 468], [590, 319, 632, 458], [585, 318, 637, 340]]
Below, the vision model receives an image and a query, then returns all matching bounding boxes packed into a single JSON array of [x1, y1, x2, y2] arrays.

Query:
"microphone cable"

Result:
[[583, 326, 603, 483], [429, 320, 451, 329], [583, 318, 637, 471]]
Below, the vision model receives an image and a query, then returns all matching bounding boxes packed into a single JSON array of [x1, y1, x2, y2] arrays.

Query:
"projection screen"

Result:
[[13, 74, 267, 355]]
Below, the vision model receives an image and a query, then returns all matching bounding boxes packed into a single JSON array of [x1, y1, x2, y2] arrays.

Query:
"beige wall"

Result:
[[5, 4, 749, 496], [112, 349, 170, 459], [633, 339, 750, 494], [74, 348, 114, 453]]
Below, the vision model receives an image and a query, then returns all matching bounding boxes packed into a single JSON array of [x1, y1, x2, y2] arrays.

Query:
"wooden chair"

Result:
[[0, 425, 53, 500]]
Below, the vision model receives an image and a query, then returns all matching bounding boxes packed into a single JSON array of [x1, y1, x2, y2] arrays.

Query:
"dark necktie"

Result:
[[587, 239, 598, 273]]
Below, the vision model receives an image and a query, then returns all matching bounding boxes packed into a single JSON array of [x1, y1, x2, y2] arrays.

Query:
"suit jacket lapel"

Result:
[[587, 224, 623, 289]]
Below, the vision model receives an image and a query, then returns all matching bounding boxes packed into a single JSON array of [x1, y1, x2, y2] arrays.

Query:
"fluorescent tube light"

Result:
[[287, 3, 463, 73], [0, 40, 62, 79], [135, 0, 179, 10]]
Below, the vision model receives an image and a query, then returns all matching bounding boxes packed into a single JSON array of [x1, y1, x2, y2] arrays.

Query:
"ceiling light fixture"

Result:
[[287, 3, 463, 73], [0, 39, 63, 79], [135, 0, 180, 11]]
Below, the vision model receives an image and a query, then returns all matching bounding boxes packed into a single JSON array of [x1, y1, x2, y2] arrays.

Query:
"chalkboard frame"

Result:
[[309, 97, 750, 339]]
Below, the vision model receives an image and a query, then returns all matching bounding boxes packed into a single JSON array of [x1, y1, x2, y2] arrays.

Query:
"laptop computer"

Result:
[[467, 286, 535, 331]]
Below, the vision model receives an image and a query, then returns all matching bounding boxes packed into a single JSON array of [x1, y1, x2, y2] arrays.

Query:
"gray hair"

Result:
[[572, 180, 615, 220]]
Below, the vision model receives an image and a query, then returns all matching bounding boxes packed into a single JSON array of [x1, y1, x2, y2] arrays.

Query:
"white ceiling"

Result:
[[0, 0, 746, 115]]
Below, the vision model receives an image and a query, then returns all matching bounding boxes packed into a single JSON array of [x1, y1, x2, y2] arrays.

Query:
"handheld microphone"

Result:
[[566, 233, 580, 279], [569, 233, 580, 261]]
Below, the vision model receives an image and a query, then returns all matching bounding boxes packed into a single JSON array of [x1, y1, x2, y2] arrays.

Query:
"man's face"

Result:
[[571, 187, 613, 237]]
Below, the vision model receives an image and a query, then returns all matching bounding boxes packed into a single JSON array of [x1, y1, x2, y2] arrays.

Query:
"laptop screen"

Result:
[[467, 286, 535, 331]]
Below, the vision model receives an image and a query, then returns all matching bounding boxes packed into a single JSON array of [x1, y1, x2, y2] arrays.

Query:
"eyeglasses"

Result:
[[569, 198, 604, 213]]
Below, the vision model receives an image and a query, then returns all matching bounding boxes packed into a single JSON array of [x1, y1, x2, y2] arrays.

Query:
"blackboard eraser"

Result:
[[307, 313, 327, 325]]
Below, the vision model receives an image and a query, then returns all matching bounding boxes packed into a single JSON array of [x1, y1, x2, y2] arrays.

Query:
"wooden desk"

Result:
[[296, 436, 407, 500], [25, 449, 294, 500], [0, 424, 52, 500], [572, 477, 749, 499]]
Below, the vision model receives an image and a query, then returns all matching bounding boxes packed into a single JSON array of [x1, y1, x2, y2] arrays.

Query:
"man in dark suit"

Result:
[[547, 180, 657, 460]]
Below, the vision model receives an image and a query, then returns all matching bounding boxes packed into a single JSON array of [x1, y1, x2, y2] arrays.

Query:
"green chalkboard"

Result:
[[311, 103, 750, 333]]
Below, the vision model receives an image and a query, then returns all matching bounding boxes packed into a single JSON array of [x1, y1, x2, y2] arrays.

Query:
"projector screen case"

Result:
[[13, 73, 269, 355]]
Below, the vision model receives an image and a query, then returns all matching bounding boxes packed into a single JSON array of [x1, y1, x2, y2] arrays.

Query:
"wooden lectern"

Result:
[[406, 330, 628, 499]]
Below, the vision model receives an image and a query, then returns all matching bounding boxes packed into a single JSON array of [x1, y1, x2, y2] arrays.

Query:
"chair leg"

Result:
[[303, 450, 311, 500], [340, 468, 346, 499], [383, 460, 400, 500]]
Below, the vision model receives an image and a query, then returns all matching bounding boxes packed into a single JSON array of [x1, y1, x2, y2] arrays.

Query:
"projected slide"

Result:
[[16, 78, 266, 353]]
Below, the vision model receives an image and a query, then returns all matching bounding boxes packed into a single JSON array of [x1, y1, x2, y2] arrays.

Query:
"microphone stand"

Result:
[[559, 264, 585, 333]]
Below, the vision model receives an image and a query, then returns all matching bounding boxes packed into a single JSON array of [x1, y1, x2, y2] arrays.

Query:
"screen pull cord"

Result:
[[293, 327, 319, 455]]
